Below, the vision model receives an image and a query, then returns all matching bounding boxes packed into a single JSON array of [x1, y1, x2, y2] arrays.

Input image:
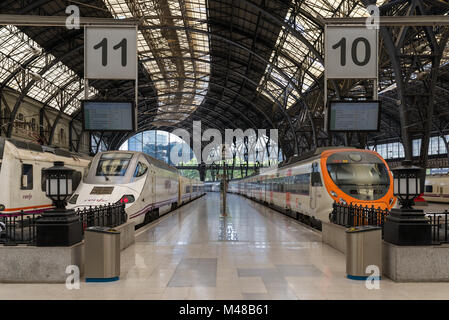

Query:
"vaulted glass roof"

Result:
[[0, 25, 96, 115], [103, 0, 210, 126], [257, 0, 375, 109]]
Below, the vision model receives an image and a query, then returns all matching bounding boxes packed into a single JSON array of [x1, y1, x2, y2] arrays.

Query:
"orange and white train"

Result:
[[228, 147, 396, 227]]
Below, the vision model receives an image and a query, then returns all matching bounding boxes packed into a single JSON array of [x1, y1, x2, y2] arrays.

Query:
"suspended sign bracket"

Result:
[[84, 25, 138, 131], [324, 24, 379, 132]]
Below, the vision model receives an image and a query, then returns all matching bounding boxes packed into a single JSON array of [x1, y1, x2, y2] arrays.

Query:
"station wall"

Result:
[[0, 89, 90, 155]]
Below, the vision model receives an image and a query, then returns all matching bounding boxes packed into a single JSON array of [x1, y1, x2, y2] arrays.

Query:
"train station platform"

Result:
[[1, 193, 449, 300]]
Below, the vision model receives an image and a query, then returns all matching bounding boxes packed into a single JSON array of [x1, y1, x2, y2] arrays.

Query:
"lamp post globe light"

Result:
[[384, 160, 431, 246], [44, 161, 74, 208], [393, 160, 422, 209], [36, 161, 83, 246]]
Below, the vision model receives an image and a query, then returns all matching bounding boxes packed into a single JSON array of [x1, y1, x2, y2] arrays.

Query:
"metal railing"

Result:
[[330, 202, 389, 229], [77, 203, 127, 232], [0, 203, 127, 246], [330, 202, 449, 244], [427, 211, 449, 244], [0, 213, 39, 246]]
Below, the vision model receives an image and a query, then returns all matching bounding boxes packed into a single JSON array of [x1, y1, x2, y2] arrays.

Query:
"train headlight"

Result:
[[68, 194, 79, 204], [118, 195, 135, 204], [330, 191, 337, 197], [390, 197, 395, 206], [339, 198, 347, 205]]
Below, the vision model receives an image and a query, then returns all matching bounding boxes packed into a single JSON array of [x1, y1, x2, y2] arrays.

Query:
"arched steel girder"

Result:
[[48, 86, 84, 145], [111, 104, 232, 149], [142, 112, 235, 134], [140, 92, 262, 129], [111, 115, 226, 151], [40, 75, 81, 145], [139, 55, 299, 147], [109, 82, 282, 151], [142, 54, 293, 100], [205, 18, 322, 88], [210, 0, 324, 64], [113, 75, 277, 131], [138, 105, 242, 132], [140, 25, 318, 152], [239, 0, 342, 98], [0, 26, 84, 91], [41, 76, 79, 109], [6, 44, 84, 137], [0, 0, 54, 14], [0, 54, 40, 91]]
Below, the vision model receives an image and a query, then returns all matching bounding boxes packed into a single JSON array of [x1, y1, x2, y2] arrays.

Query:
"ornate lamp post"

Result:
[[44, 161, 74, 208], [36, 161, 83, 246], [384, 160, 431, 245]]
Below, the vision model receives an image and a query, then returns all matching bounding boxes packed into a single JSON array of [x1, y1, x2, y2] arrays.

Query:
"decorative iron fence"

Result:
[[77, 203, 127, 232], [330, 202, 449, 244], [427, 211, 449, 244], [330, 202, 389, 229], [0, 213, 38, 246], [0, 203, 127, 246]]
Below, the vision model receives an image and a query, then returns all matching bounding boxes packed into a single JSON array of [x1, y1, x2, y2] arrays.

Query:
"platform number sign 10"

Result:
[[85, 27, 137, 80], [325, 26, 377, 79]]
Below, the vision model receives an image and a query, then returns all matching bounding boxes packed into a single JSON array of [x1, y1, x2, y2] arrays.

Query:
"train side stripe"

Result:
[[1, 204, 54, 212]]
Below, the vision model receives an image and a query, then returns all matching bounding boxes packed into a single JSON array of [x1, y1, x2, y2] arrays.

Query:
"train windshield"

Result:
[[96, 153, 133, 177], [326, 163, 390, 200]]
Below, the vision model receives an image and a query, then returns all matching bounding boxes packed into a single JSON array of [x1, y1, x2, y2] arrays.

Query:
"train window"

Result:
[[326, 163, 389, 200], [96, 153, 133, 177], [83, 161, 91, 182], [425, 185, 433, 193], [41, 169, 46, 191], [72, 171, 82, 190], [311, 163, 323, 187], [293, 174, 310, 195], [134, 162, 148, 178], [21, 164, 33, 190]]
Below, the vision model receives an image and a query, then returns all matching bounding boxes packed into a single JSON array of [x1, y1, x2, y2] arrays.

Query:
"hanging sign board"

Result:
[[327, 100, 381, 132], [84, 26, 137, 80], [82, 100, 135, 132], [325, 26, 378, 79]]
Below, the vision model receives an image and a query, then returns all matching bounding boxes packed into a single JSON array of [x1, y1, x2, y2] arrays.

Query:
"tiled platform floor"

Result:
[[2, 193, 449, 300]]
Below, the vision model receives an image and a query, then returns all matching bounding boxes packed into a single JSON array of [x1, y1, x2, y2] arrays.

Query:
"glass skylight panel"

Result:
[[0, 25, 89, 115], [257, 1, 374, 109], [103, 0, 210, 124]]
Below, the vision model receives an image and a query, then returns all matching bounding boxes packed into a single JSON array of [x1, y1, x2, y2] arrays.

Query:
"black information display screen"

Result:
[[82, 101, 135, 132], [328, 100, 380, 132]]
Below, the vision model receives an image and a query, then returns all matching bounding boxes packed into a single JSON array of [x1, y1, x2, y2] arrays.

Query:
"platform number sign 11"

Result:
[[325, 26, 377, 79], [85, 27, 137, 80]]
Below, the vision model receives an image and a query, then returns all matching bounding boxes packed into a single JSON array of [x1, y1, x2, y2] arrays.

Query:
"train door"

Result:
[[178, 177, 182, 204], [150, 166, 156, 207], [309, 163, 319, 212]]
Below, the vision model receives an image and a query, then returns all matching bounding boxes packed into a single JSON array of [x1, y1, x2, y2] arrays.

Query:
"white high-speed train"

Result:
[[67, 151, 205, 226], [423, 174, 449, 203], [0, 138, 90, 215], [204, 181, 220, 192], [228, 147, 396, 228]]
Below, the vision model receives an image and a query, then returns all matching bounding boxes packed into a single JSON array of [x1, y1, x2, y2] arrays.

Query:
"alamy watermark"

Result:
[[170, 121, 279, 171], [65, 265, 80, 290], [365, 4, 380, 30], [365, 265, 381, 290], [66, 5, 80, 30]]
